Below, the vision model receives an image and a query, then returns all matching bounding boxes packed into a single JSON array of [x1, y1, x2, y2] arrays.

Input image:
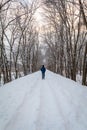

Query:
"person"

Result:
[[40, 65, 46, 79]]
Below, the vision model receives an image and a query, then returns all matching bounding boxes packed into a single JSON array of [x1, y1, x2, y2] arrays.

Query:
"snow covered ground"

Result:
[[0, 70, 87, 130]]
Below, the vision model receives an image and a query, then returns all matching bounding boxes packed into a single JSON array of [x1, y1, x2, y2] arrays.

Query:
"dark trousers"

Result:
[[42, 73, 45, 79]]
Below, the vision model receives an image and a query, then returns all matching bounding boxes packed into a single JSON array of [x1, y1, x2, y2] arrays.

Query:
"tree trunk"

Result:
[[82, 43, 87, 85]]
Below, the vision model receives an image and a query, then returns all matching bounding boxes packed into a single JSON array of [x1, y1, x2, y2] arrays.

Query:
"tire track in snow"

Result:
[[56, 83, 87, 128], [35, 80, 67, 130], [50, 76, 87, 128], [47, 79, 87, 130], [46, 80, 69, 130], [35, 80, 44, 130], [4, 76, 40, 130]]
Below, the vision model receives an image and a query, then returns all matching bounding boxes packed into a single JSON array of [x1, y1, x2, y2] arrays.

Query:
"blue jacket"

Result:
[[41, 66, 46, 73]]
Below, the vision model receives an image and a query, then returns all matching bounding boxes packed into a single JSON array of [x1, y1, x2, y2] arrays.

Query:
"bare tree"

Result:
[[0, 0, 40, 84], [43, 0, 87, 84], [78, 0, 87, 85]]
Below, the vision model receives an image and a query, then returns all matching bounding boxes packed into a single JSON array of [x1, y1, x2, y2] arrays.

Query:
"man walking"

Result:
[[40, 65, 46, 79]]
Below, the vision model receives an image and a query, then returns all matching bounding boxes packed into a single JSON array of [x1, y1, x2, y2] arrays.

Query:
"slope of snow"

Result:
[[0, 70, 87, 130]]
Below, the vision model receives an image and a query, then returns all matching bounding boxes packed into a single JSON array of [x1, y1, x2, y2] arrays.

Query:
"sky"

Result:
[[20, 0, 45, 32], [34, 7, 45, 29]]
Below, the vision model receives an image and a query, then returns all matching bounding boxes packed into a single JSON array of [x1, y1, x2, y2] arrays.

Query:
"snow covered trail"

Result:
[[0, 70, 87, 130], [4, 79, 41, 130]]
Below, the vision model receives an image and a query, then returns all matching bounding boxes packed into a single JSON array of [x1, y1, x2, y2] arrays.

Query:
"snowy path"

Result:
[[0, 70, 87, 130]]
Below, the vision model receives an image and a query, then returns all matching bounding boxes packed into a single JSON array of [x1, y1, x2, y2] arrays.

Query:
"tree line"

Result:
[[43, 0, 87, 85], [0, 0, 87, 86], [0, 0, 41, 85]]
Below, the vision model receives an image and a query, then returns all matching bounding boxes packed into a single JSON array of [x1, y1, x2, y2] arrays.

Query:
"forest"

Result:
[[0, 0, 87, 85]]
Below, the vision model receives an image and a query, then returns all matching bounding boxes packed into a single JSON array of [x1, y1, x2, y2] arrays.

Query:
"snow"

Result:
[[0, 70, 87, 130], [76, 74, 82, 84]]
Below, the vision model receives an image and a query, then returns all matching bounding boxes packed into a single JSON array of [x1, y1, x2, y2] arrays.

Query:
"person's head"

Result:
[[42, 65, 44, 67]]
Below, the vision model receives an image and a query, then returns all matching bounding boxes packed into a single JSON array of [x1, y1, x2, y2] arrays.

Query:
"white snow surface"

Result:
[[0, 70, 87, 130]]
